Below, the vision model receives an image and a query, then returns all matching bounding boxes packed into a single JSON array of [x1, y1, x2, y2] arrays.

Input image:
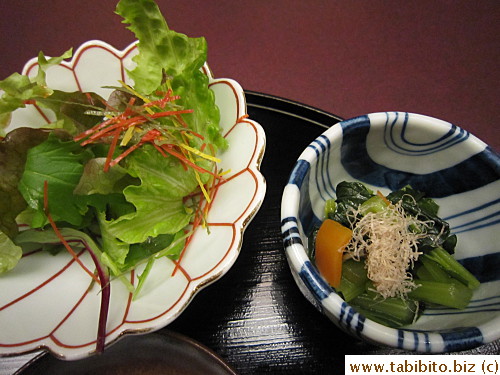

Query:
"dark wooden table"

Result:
[[1, 1, 499, 373]]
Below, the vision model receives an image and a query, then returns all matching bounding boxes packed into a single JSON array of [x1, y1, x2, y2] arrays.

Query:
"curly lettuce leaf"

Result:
[[100, 231, 184, 277], [18, 132, 93, 227], [74, 158, 129, 196], [97, 210, 130, 269], [115, 0, 207, 95], [33, 48, 73, 86], [115, 0, 227, 150], [104, 191, 190, 244], [126, 144, 199, 198], [0, 128, 57, 239], [0, 49, 72, 123], [105, 146, 193, 244], [0, 49, 103, 136], [172, 70, 227, 151], [0, 230, 22, 274], [0, 73, 52, 116]]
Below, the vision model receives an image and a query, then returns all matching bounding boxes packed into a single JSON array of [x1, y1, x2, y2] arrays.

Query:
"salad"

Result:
[[310, 181, 480, 328], [0, 0, 227, 351]]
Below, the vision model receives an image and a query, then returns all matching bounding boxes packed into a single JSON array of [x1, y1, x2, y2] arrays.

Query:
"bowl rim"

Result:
[[281, 111, 500, 353]]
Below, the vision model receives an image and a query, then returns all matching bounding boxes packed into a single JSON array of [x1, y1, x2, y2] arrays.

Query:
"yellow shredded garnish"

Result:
[[182, 131, 193, 140], [179, 143, 221, 163], [195, 170, 211, 204], [120, 126, 136, 146]]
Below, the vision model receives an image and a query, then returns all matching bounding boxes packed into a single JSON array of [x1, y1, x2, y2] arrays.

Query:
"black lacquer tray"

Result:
[[168, 92, 500, 372]]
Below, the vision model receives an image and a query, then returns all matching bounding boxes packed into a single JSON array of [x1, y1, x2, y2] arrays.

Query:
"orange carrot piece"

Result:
[[315, 219, 352, 288], [377, 190, 391, 205]]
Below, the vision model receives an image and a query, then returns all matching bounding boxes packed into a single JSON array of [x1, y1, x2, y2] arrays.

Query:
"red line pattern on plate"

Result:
[[1, 41, 264, 358], [0, 248, 86, 314]]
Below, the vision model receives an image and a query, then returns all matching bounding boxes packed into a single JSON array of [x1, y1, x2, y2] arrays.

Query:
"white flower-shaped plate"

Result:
[[0, 40, 266, 360]]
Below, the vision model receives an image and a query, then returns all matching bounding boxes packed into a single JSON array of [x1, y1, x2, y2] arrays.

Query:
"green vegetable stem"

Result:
[[425, 247, 480, 290], [350, 290, 420, 328], [408, 279, 473, 310], [337, 258, 368, 302]]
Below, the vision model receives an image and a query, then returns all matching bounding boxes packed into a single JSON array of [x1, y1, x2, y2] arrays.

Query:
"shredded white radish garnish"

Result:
[[346, 200, 429, 299]]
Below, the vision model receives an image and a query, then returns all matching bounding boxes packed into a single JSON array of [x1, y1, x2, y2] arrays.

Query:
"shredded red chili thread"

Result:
[[74, 90, 187, 143], [74, 117, 116, 142], [171, 166, 225, 277], [43, 181, 100, 283], [143, 90, 179, 108], [204, 165, 221, 218], [174, 113, 190, 128], [84, 92, 96, 106], [159, 144, 222, 178], [108, 129, 162, 168], [103, 128, 123, 172], [184, 129, 205, 140], [72, 89, 227, 182], [171, 215, 202, 277], [75, 104, 195, 171]]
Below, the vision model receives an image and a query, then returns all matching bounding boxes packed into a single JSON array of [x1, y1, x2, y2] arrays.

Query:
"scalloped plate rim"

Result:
[[0, 40, 266, 360]]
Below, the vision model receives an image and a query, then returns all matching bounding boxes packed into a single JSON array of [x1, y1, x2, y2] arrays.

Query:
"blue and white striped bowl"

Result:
[[281, 112, 500, 352]]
